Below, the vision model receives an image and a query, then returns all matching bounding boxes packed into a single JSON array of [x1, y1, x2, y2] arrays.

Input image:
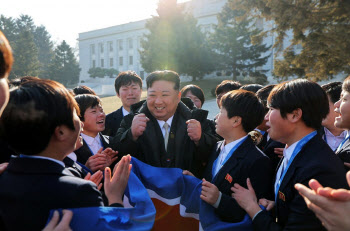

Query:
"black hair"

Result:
[[321, 82, 342, 104], [73, 85, 97, 96], [343, 76, 350, 93], [74, 94, 102, 121], [0, 79, 79, 155], [114, 71, 142, 94], [256, 84, 276, 114], [221, 89, 265, 133], [146, 70, 180, 90], [215, 80, 242, 96], [240, 84, 263, 93], [268, 79, 329, 130], [180, 84, 205, 106]]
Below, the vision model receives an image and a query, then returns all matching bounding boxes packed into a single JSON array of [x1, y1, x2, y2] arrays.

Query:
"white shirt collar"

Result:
[[122, 106, 129, 116], [19, 154, 65, 167], [157, 116, 174, 130], [81, 133, 101, 146], [283, 140, 299, 164], [324, 127, 347, 138], [66, 152, 77, 162]]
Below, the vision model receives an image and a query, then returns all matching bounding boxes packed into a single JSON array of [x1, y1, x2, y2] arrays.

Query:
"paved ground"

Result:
[[202, 99, 219, 120]]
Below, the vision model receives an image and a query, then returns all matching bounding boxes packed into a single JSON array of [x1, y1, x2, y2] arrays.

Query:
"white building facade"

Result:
[[78, 0, 276, 95]]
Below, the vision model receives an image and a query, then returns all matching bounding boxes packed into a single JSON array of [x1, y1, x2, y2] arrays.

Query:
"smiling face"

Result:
[[334, 91, 350, 130], [117, 81, 142, 111], [81, 104, 106, 137], [147, 80, 181, 121]]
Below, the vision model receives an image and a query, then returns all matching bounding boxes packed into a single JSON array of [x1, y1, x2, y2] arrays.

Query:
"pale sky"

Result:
[[2, 0, 186, 48]]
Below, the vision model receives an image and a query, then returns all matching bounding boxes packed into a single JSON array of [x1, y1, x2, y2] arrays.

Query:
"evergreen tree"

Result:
[[48, 40, 80, 86], [210, 4, 270, 83], [140, 0, 215, 81], [231, 0, 350, 81], [33, 26, 54, 78]]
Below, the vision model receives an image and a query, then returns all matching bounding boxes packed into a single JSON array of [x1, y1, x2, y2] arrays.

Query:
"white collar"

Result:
[[324, 127, 347, 138], [19, 154, 65, 167], [157, 116, 174, 128], [221, 135, 248, 153], [66, 152, 77, 162], [283, 140, 300, 164], [122, 106, 129, 116], [81, 133, 100, 146]]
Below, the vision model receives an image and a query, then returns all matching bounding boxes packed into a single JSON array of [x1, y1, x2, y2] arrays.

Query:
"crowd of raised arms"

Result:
[[1, 30, 350, 231]]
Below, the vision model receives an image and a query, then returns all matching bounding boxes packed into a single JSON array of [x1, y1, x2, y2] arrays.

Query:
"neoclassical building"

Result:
[[78, 0, 277, 94]]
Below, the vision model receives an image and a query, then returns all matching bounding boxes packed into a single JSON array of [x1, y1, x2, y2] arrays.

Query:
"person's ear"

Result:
[[232, 116, 242, 128], [177, 91, 181, 100], [54, 126, 66, 141], [289, 108, 302, 123]]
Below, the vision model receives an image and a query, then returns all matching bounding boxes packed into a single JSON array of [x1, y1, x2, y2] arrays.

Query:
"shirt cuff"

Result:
[[213, 191, 222, 208], [252, 209, 263, 221]]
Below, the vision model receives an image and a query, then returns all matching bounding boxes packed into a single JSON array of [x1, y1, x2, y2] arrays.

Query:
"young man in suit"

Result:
[[232, 79, 348, 230], [73, 94, 118, 172], [320, 82, 346, 152], [103, 71, 142, 137], [334, 77, 350, 170], [0, 79, 131, 230], [186, 90, 273, 223], [256, 85, 285, 171]]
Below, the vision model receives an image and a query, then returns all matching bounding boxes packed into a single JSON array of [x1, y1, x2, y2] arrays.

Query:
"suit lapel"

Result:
[[336, 138, 350, 154], [213, 138, 249, 185], [74, 139, 93, 164]]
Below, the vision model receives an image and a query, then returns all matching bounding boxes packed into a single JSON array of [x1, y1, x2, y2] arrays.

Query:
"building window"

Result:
[[129, 56, 133, 65], [99, 43, 104, 53], [101, 59, 104, 68], [108, 41, 113, 52], [128, 38, 133, 49], [118, 40, 123, 51], [90, 44, 95, 55], [119, 57, 123, 66], [92, 60, 96, 68], [140, 71, 144, 80], [110, 58, 114, 67]]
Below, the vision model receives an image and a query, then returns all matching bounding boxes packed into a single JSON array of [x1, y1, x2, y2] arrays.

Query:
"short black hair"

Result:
[[215, 80, 242, 96], [73, 85, 97, 96], [180, 84, 205, 106], [256, 84, 276, 113], [114, 71, 142, 95], [146, 70, 180, 90], [74, 94, 102, 121], [0, 79, 79, 155], [240, 84, 263, 93], [321, 82, 342, 104], [221, 89, 265, 133], [268, 79, 329, 130]]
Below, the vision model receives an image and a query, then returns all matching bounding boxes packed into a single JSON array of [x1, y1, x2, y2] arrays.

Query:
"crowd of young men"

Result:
[[1, 30, 350, 231]]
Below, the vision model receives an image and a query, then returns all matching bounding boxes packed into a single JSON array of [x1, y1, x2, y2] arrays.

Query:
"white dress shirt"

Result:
[[81, 133, 103, 155], [66, 152, 77, 162], [122, 106, 129, 117], [323, 127, 347, 151], [157, 116, 174, 138], [274, 140, 299, 193]]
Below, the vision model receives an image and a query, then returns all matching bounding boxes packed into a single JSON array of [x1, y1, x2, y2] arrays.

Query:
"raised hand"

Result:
[[186, 119, 202, 145], [131, 113, 149, 141]]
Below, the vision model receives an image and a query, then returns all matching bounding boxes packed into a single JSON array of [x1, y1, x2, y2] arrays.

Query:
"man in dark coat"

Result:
[[113, 70, 217, 177]]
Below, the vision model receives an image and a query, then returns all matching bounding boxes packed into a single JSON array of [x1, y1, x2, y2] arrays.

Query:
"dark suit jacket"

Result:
[[113, 100, 218, 178], [63, 156, 90, 178], [103, 106, 124, 137], [253, 134, 348, 231], [0, 157, 104, 231], [262, 136, 285, 172], [203, 137, 273, 223], [336, 137, 350, 171], [74, 133, 110, 165]]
